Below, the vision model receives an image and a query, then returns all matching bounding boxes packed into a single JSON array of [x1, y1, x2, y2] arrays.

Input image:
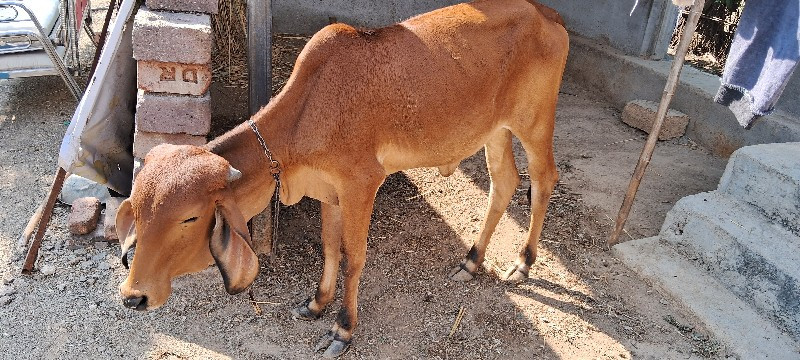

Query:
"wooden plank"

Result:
[[247, 0, 273, 116]]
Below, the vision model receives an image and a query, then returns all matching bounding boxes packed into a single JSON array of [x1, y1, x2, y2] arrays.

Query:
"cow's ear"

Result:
[[210, 199, 259, 294], [116, 199, 137, 269]]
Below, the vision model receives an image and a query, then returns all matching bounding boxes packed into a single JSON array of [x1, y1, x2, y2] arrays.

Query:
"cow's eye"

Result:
[[181, 217, 198, 224]]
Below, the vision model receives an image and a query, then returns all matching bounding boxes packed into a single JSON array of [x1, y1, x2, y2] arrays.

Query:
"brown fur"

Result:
[[118, 0, 568, 352]]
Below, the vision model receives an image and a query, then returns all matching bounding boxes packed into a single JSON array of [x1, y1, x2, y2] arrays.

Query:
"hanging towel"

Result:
[[714, 0, 800, 129]]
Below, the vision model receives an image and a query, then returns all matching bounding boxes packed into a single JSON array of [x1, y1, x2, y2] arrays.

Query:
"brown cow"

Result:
[[116, 0, 568, 357]]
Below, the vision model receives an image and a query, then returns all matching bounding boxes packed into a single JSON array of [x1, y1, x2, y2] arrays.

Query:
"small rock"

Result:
[[57, 283, 67, 292], [40, 264, 57, 276], [87, 278, 96, 285], [98, 262, 111, 271], [80, 260, 94, 270], [68, 197, 102, 235], [88, 303, 97, 310], [0, 296, 12, 306], [91, 252, 107, 262], [67, 257, 80, 266], [104, 197, 125, 242], [74, 248, 87, 255], [2, 278, 13, 285], [78, 276, 87, 283], [59, 174, 110, 205], [94, 241, 108, 250]]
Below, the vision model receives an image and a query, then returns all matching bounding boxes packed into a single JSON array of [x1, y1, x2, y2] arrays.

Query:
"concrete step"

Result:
[[614, 237, 800, 359], [659, 191, 800, 340], [718, 142, 800, 237]]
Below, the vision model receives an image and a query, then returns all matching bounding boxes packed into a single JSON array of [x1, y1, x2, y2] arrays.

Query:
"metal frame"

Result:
[[0, 0, 86, 99]]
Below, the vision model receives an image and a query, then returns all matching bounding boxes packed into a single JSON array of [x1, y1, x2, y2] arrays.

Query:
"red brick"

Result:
[[135, 90, 211, 135], [137, 61, 212, 96], [68, 197, 102, 235], [133, 131, 206, 158]]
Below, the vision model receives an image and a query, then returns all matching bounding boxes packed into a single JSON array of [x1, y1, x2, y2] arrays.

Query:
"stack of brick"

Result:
[[131, 0, 217, 180]]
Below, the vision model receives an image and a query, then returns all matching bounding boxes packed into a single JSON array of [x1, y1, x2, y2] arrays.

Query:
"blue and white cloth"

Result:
[[715, 0, 800, 129]]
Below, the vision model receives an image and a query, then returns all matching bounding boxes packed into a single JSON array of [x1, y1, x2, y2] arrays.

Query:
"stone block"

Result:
[[104, 197, 124, 242], [137, 61, 212, 95], [132, 7, 212, 64], [146, 0, 219, 14], [59, 174, 110, 205], [133, 131, 206, 158], [68, 197, 102, 235], [621, 99, 689, 140], [132, 157, 144, 182], [136, 90, 211, 135]]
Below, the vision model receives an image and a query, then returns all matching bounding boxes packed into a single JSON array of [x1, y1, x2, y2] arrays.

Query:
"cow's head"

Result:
[[117, 144, 260, 310]]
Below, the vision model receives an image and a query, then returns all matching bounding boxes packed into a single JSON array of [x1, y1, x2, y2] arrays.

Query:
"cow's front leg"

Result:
[[314, 182, 378, 358], [292, 202, 342, 320]]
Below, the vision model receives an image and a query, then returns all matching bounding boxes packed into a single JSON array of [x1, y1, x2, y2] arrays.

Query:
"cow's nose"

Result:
[[123, 295, 148, 311]]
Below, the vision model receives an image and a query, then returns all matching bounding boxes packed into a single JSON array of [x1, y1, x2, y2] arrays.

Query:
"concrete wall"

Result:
[[273, 0, 679, 59], [273, 0, 465, 34], [538, 0, 677, 58], [778, 71, 800, 117]]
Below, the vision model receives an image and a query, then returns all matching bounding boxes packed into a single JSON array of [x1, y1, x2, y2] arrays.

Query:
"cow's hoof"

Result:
[[448, 264, 474, 282], [322, 339, 350, 358], [314, 331, 351, 358], [502, 264, 529, 282], [290, 299, 321, 321]]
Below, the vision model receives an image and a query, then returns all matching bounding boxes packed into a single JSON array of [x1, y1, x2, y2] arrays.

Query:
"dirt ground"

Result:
[[0, 6, 733, 360]]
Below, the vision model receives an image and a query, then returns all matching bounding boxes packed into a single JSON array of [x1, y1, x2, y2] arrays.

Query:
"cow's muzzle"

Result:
[[123, 295, 148, 311]]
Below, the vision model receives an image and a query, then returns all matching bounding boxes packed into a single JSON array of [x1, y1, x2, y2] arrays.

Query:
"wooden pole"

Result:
[[247, 0, 272, 115], [22, 168, 67, 274], [247, 0, 275, 256], [608, 0, 706, 247]]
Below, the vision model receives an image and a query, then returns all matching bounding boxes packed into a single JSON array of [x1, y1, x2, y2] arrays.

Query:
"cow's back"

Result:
[[285, 0, 568, 172]]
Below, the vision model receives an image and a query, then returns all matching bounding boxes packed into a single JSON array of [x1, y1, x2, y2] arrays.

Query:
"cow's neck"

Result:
[[206, 97, 298, 219]]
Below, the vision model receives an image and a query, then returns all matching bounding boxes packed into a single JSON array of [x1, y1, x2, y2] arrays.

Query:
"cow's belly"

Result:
[[377, 124, 505, 174]]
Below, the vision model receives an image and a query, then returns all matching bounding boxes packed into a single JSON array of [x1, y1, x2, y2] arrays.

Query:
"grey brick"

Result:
[[137, 60, 212, 96], [135, 90, 211, 135], [132, 6, 212, 64], [104, 197, 124, 242], [133, 131, 206, 158]]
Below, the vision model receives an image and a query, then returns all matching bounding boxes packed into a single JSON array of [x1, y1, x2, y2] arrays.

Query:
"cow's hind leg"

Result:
[[450, 129, 519, 281], [291, 202, 342, 320], [504, 121, 558, 281]]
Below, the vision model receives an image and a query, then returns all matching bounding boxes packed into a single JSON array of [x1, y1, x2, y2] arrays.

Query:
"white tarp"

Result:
[[58, 0, 137, 195]]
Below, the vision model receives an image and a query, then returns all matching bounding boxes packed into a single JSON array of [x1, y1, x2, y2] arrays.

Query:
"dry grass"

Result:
[[211, 0, 249, 88]]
